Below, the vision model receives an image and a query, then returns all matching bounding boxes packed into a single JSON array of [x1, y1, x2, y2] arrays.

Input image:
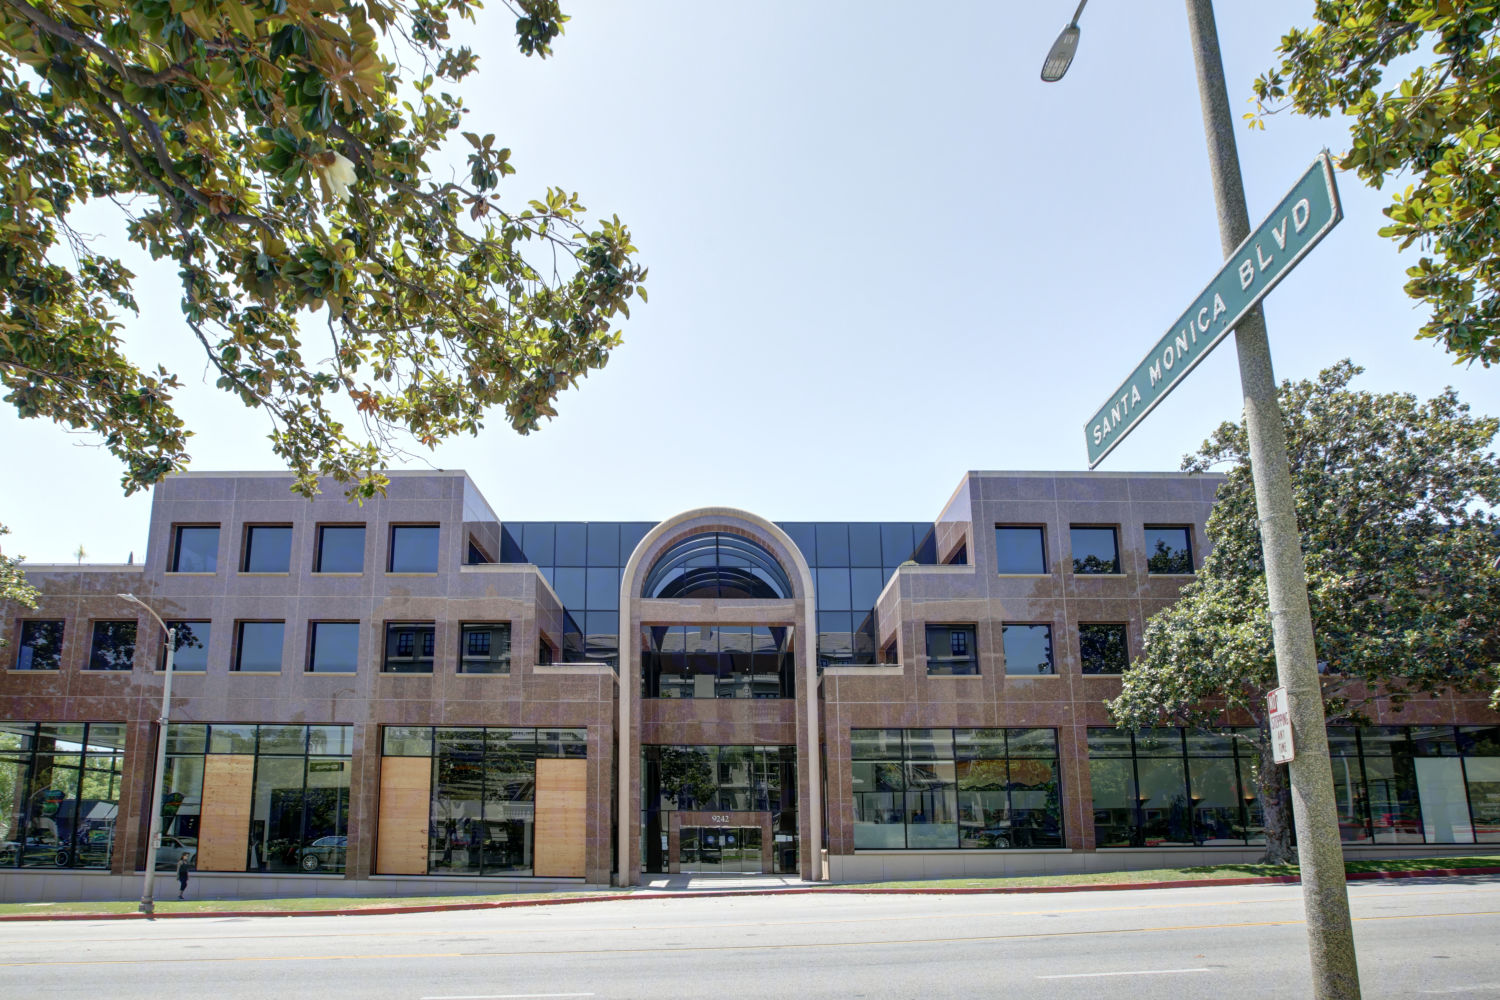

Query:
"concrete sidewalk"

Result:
[[3, 864, 1498, 922]]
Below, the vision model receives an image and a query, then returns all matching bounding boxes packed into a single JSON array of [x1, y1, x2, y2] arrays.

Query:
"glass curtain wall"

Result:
[[1089, 725, 1500, 847], [0, 722, 125, 869], [500, 520, 941, 669], [162, 723, 352, 872], [641, 625, 794, 698], [850, 728, 1063, 850], [381, 725, 587, 876], [640, 744, 798, 874]]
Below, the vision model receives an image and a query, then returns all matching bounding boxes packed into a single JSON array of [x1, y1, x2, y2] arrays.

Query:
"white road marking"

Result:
[[419, 994, 596, 999], [1037, 967, 1213, 980]]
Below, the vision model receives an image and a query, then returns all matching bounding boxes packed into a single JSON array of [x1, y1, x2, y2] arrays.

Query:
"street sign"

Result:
[[1268, 686, 1295, 764], [1085, 153, 1342, 467]]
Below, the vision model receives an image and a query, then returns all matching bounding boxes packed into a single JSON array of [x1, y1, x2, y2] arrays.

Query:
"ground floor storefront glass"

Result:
[[1088, 725, 1500, 847], [380, 726, 587, 877], [0, 722, 124, 869], [851, 728, 1063, 850], [163, 723, 352, 872], [640, 745, 798, 874]]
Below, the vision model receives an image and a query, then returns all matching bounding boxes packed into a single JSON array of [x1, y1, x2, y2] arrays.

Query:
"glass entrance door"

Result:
[[679, 826, 763, 873]]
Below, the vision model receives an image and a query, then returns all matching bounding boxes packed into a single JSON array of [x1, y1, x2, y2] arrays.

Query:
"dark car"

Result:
[[299, 835, 347, 872]]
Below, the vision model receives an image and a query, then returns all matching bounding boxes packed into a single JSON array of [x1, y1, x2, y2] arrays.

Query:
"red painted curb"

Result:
[[4, 865, 1497, 922]]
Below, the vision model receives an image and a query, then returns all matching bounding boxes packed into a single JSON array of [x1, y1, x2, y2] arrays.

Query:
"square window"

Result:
[[1145, 526, 1194, 574], [1002, 624, 1054, 675], [309, 622, 360, 673], [1070, 526, 1121, 574], [171, 525, 219, 573], [88, 621, 136, 671], [242, 525, 292, 573], [234, 621, 284, 672], [14, 620, 64, 670], [389, 525, 439, 573], [1079, 623, 1129, 674], [163, 621, 212, 671], [466, 630, 491, 657], [315, 525, 365, 573], [995, 526, 1046, 574], [925, 624, 978, 676], [384, 623, 435, 673]]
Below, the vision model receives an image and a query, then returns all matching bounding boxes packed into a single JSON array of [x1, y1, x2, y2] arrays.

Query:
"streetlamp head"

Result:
[[1041, 23, 1081, 82]]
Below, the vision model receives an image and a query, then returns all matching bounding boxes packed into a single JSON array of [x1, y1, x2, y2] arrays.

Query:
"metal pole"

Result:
[[1181, 2, 1361, 996], [121, 593, 174, 916]]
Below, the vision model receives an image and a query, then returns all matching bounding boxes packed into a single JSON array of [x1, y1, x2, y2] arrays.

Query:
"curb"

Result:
[[5, 865, 1498, 923]]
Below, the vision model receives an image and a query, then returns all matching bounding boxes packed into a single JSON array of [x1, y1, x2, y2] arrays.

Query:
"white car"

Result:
[[154, 835, 197, 870]]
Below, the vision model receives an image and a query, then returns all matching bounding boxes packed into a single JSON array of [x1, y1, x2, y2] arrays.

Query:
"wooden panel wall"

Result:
[[197, 754, 253, 872], [534, 758, 587, 878], [377, 756, 432, 875]]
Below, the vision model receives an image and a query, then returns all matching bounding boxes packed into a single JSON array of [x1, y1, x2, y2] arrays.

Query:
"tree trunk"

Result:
[[1255, 731, 1297, 865]]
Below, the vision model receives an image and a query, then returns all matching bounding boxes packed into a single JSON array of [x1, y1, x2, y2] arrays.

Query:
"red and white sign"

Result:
[[1267, 686, 1295, 764]]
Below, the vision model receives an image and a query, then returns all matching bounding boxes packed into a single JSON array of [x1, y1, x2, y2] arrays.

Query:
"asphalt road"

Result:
[[3, 877, 1498, 999]]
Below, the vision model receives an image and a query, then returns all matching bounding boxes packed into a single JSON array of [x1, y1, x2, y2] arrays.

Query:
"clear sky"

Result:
[[2, 0, 1496, 564]]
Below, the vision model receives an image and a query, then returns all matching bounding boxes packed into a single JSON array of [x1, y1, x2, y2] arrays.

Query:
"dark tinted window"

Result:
[[1079, 623, 1129, 674], [309, 622, 359, 673], [1070, 526, 1121, 574], [384, 623, 434, 673], [586, 523, 619, 565], [586, 567, 619, 610], [235, 621, 284, 672], [15, 620, 64, 670], [1002, 624, 1054, 675], [460, 623, 511, 674], [881, 523, 915, 566], [521, 523, 555, 565], [848, 524, 883, 567], [925, 624, 978, 676], [1145, 526, 1193, 574], [815, 523, 849, 565], [171, 525, 219, 572], [389, 525, 439, 573], [554, 523, 587, 565], [243, 525, 292, 573], [995, 526, 1046, 574], [316, 525, 365, 573], [164, 621, 212, 671], [88, 621, 136, 671]]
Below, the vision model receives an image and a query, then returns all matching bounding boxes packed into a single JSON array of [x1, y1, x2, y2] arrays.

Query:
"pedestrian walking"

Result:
[[176, 852, 191, 899]]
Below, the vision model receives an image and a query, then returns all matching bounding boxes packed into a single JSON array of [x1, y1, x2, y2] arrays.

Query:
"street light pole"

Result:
[[1040, 3, 1362, 997], [120, 593, 175, 916]]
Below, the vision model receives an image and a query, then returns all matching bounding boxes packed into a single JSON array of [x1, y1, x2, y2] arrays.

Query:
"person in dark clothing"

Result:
[[176, 853, 191, 899]]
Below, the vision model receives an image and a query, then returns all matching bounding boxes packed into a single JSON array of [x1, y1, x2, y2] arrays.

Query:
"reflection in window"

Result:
[[1002, 624, 1053, 675], [0, 722, 124, 870], [1079, 623, 1128, 674], [389, 525, 440, 573], [234, 621, 284, 673], [171, 525, 219, 572], [164, 621, 211, 671], [242, 525, 292, 573], [852, 728, 1062, 850], [1144, 526, 1193, 574], [315, 525, 365, 573], [640, 744, 798, 874], [308, 622, 359, 673], [162, 723, 351, 873], [88, 621, 136, 671], [994, 526, 1046, 574], [1070, 526, 1121, 574], [642, 625, 792, 698], [15, 620, 64, 670], [384, 623, 435, 673], [641, 532, 793, 599], [460, 623, 511, 674], [379, 726, 587, 876], [924, 624, 978, 676]]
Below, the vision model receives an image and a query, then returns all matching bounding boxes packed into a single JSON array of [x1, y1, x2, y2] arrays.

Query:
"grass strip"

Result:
[[851, 854, 1500, 890]]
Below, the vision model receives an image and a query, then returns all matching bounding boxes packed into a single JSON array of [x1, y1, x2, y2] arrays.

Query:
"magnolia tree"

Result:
[[1255, 2, 1500, 366], [1109, 362, 1500, 862], [0, 0, 645, 502]]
